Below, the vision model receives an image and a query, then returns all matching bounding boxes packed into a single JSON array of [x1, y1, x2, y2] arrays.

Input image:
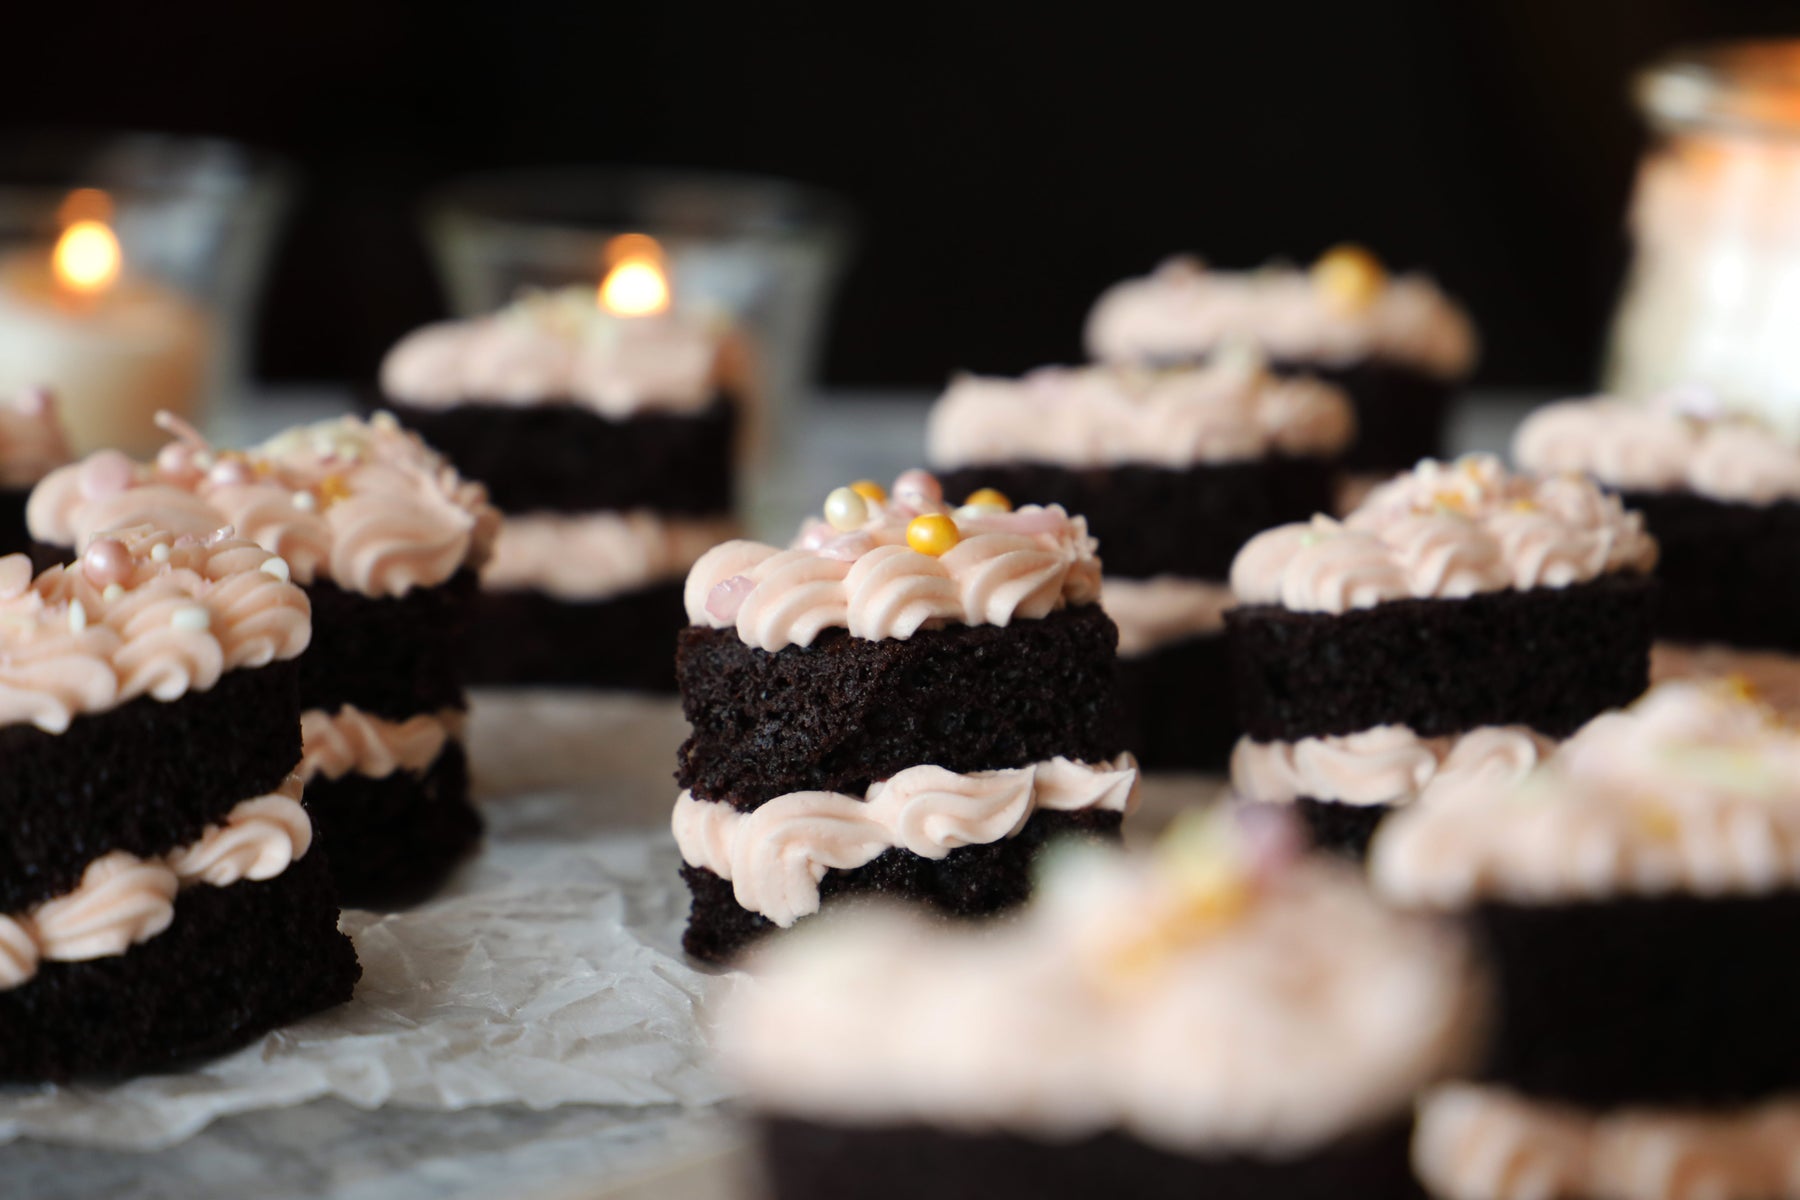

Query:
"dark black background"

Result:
[[5, 1, 1796, 388]]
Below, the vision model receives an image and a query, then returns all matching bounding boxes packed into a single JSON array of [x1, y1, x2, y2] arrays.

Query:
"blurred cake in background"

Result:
[[722, 808, 1481, 1200], [28, 413, 497, 907], [1374, 682, 1800, 1200], [1228, 455, 1656, 856], [1516, 390, 1800, 712], [0, 529, 357, 1080], [674, 470, 1133, 962], [380, 286, 748, 691], [929, 357, 1353, 771], [0, 386, 69, 557], [1085, 248, 1477, 475]]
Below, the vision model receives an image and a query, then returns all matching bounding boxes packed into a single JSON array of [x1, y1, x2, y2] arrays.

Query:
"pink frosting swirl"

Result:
[[28, 852, 178, 964], [0, 387, 71, 489], [1516, 394, 1800, 505], [1233, 725, 1556, 808], [483, 511, 738, 600], [927, 359, 1354, 469], [28, 413, 498, 599], [684, 472, 1103, 652], [1231, 455, 1657, 613], [672, 754, 1139, 927], [299, 705, 464, 782], [1084, 256, 1478, 379], [0, 527, 310, 732], [379, 287, 748, 416]]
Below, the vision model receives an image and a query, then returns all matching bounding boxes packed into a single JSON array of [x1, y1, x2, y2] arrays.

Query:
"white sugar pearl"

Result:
[[150, 543, 171, 563], [170, 605, 211, 632], [67, 600, 87, 633], [259, 556, 291, 581], [823, 486, 869, 532]]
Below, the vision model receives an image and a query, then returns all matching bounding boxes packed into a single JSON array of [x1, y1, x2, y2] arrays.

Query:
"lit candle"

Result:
[[0, 190, 211, 456]]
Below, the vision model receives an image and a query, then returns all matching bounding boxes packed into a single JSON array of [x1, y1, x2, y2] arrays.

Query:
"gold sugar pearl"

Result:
[[317, 473, 353, 508], [1311, 243, 1387, 314], [823, 486, 869, 532], [849, 479, 887, 504], [962, 487, 1011, 513], [906, 513, 961, 557]]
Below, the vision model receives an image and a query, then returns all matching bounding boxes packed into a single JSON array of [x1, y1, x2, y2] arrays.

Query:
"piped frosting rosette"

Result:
[[0, 386, 71, 490], [1230, 454, 1657, 615], [0, 525, 310, 733], [28, 412, 498, 599], [1084, 251, 1478, 380], [685, 470, 1103, 653], [720, 806, 1481, 1155], [1372, 681, 1800, 906], [1515, 390, 1800, 506]]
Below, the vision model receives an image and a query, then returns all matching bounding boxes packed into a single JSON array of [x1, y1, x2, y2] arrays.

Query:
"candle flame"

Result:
[[597, 234, 670, 317], [53, 219, 122, 297]]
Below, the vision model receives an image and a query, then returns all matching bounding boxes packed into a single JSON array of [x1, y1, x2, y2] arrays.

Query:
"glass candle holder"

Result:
[[0, 132, 292, 455], [1606, 42, 1800, 427], [425, 167, 855, 472]]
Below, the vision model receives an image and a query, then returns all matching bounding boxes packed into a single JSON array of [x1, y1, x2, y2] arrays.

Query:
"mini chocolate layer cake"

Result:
[[1114, 632, 1235, 771], [0, 849, 359, 1081], [384, 398, 736, 516], [936, 460, 1334, 581], [1228, 576, 1655, 742], [1472, 891, 1800, 1108], [0, 660, 301, 913], [301, 572, 476, 719], [677, 605, 1126, 806], [1621, 489, 1800, 652], [682, 807, 1121, 963], [464, 582, 685, 691], [761, 1116, 1423, 1200]]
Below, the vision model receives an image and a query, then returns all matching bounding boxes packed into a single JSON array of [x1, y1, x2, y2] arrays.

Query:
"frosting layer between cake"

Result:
[[1101, 576, 1234, 657], [1415, 1082, 1800, 1200], [484, 510, 736, 600], [928, 360, 1353, 469], [674, 755, 1138, 926], [1516, 395, 1800, 505], [1373, 682, 1800, 906], [0, 774, 311, 989], [1085, 256, 1477, 379], [29, 414, 498, 599], [1232, 455, 1657, 614], [1233, 725, 1555, 809], [299, 705, 465, 783]]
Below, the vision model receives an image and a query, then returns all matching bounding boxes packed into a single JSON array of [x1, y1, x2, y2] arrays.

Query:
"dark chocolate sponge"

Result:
[[681, 808, 1121, 964], [301, 741, 480, 909], [1287, 359, 1453, 475], [465, 582, 685, 691], [1228, 574, 1654, 742], [1295, 797, 1389, 860], [676, 606, 1128, 808], [761, 1115, 1422, 1200], [1474, 890, 1800, 1107], [936, 459, 1335, 581], [1623, 489, 1800, 652], [384, 397, 736, 517], [0, 485, 29, 559], [0, 847, 360, 1082], [0, 660, 301, 914], [1115, 630, 1235, 772], [301, 572, 476, 721]]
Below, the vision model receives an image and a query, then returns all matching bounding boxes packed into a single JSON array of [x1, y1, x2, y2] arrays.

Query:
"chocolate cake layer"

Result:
[[1295, 797, 1389, 860], [385, 398, 736, 516], [936, 459, 1334, 581], [0, 486, 29, 559], [1228, 574, 1654, 742], [1115, 631, 1235, 771], [302, 572, 476, 721], [0, 847, 359, 1081], [0, 660, 302, 914], [1623, 489, 1800, 652], [301, 741, 480, 909], [1287, 359, 1452, 474], [677, 606, 1128, 808], [761, 1115, 1422, 1200], [682, 808, 1123, 963], [465, 582, 684, 691], [1474, 891, 1800, 1107]]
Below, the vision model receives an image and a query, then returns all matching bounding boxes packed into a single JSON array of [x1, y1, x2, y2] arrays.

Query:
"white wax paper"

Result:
[[0, 690, 744, 1153]]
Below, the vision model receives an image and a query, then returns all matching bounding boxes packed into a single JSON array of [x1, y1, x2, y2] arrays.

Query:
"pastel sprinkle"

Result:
[[150, 543, 171, 563], [292, 491, 318, 511], [169, 605, 211, 632], [259, 557, 291, 582], [67, 600, 87, 633], [102, 584, 123, 602]]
